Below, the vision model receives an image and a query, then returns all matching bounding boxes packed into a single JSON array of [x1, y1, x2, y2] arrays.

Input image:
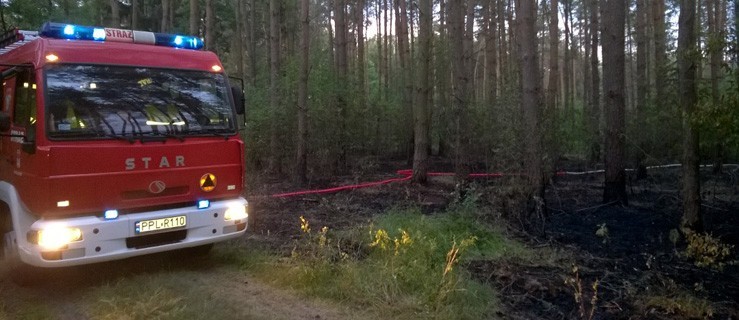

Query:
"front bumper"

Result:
[[17, 198, 248, 267]]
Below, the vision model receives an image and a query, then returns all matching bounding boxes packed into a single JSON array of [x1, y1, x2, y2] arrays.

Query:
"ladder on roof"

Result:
[[0, 29, 39, 56]]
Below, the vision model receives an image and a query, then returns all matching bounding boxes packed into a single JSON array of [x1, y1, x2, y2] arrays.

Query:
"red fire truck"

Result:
[[0, 22, 248, 271]]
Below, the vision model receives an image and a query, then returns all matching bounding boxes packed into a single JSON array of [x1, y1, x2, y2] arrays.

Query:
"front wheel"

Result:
[[1, 231, 45, 286]]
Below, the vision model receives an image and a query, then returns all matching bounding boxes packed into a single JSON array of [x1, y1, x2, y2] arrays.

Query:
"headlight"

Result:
[[224, 204, 248, 221], [34, 227, 83, 250]]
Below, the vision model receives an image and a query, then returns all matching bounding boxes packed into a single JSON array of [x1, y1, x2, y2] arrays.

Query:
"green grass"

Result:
[[225, 203, 533, 320], [82, 272, 248, 320]]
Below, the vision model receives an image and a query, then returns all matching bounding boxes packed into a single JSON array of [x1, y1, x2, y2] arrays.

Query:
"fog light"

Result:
[[224, 204, 247, 221], [104, 209, 119, 220], [197, 200, 210, 209], [36, 226, 83, 250]]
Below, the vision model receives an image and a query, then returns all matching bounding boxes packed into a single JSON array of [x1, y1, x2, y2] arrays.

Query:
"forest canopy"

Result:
[[2, 0, 738, 231]]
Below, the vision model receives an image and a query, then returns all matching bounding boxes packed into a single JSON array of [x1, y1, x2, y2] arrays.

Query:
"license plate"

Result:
[[135, 215, 187, 234]]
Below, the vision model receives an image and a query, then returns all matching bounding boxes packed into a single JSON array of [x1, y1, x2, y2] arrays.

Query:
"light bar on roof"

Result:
[[39, 22, 203, 50]]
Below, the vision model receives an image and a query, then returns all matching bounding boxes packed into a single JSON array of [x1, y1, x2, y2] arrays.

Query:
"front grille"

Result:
[[122, 186, 189, 200], [126, 229, 187, 249]]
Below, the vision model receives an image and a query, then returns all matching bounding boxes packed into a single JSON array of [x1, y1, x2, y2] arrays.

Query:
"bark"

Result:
[[652, 0, 667, 108], [546, 0, 559, 113], [296, 0, 310, 185], [234, 0, 244, 80], [131, 0, 139, 29], [562, 0, 571, 113], [0, 0, 6, 31], [412, 0, 432, 183], [356, 0, 366, 144], [334, 0, 349, 169], [588, 0, 600, 165], [708, 0, 725, 173], [268, 0, 281, 172], [190, 0, 199, 35], [602, 0, 627, 205], [678, 0, 702, 232], [485, 0, 498, 104], [242, 0, 255, 84], [110, 0, 120, 27], [517, 0, 546, 232], [450, 0, 470, 181], [498, 0, 507, 83], [161, 0, 169, 32], [395, 0, 412, 163], [169, 0, 175, 31], [464, 0, 475, 97], [635, 0, 648, 179], [376, 0, 383, 103], [205, 0, 216, 51], [383, 0, 389, 99]]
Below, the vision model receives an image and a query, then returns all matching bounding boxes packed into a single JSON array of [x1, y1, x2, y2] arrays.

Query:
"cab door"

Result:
[[0, 74, 18, 181], [0, 67, 38, 184]]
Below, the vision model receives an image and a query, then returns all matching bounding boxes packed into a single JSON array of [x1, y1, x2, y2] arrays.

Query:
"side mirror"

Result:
[[0, 112, 10, 132], [231, 86, 245, 115]]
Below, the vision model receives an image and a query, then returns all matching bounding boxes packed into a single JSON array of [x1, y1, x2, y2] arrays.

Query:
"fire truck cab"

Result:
[[0, 23, 248, 270]]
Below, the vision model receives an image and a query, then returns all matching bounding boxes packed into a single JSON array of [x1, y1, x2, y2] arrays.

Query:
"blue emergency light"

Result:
[[197, 200, 210, 209], [104, 209, 119, 220], [39, 22, 204, 50], [46, 23, 106, 41]]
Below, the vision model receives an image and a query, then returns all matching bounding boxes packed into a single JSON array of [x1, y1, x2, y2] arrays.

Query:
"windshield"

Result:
[[44, 64, 235, 140]]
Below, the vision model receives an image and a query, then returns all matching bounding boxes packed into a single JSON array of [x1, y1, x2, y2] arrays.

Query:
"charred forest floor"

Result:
[[248, 159, 739, 319], [1, 160, 736, 319]]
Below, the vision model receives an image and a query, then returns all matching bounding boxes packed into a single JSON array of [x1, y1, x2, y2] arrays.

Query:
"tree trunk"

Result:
[[356, 0, 366, 148], [588, 0, 600, 165], [602, 0, 627, 205], [334, 0, 349, 169], [652, 0, 667, 109], [678, 0, 702, 232], [517, 0, 546, 232], [562, 0, 571, 113], [708, 0, 725, 173], [242, 0, 254, 84], [205, 0, 216, 51], [464, 0, 475, 100], [234, 0, 244, 80], [268, 0, 281, 173], [131, 0, 139, 29], [498, 0, 507, 84], [412, 0, 432, 183], [383, 0, 389, 100], [296, 0, 310, 185], [485, 0, 498, 104], [547, 0, 559, 113], [635, 0, 648, 179], [161, 0, 169, 32], [376, 0, 383, 105], [110, 0, 120, 27], [190, 0, 199, 35], [395, 0, 412, 163], [450, 0, 470, 181]]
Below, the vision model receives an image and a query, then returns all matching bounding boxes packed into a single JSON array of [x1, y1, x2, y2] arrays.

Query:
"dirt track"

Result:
[[0, 241, 363, 320]]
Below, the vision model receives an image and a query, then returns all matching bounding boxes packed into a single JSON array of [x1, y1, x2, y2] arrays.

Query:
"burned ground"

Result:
[[1, 163, 737, 319], [250, 163, 739, 319]]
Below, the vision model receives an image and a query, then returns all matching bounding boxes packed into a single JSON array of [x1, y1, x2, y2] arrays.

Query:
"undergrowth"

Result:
[[226, 201, 530, 319]]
